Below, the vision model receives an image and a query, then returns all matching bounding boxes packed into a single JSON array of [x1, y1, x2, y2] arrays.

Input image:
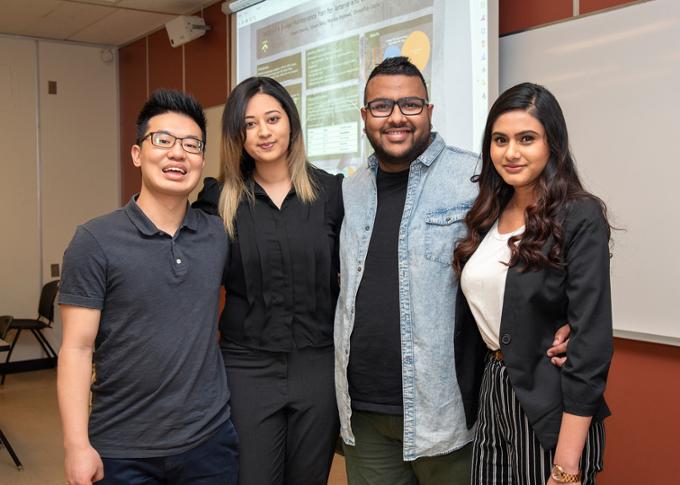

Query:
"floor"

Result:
[[0, 369, 348, 485]]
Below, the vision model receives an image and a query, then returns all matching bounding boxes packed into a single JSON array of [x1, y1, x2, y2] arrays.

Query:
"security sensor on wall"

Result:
[[165, 16, 210, 48]]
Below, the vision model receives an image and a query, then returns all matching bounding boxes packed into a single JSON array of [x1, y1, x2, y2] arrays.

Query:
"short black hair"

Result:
[[364, 56, 429, 104], [135, 89, 207, 145]]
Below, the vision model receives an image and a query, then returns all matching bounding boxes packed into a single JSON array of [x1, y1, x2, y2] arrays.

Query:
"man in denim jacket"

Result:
[[335, 57, 570, 484], [335, 57, 479, 483]]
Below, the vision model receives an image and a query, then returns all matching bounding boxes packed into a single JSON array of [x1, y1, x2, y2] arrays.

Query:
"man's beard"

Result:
[[367, 128, 431, 168]]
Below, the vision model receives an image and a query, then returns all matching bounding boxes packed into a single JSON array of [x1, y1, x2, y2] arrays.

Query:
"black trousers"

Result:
[[222, 343, 339, 485]]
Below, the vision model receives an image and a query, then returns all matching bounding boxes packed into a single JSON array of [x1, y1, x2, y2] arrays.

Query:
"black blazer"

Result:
[[454, 197, 613, 450]]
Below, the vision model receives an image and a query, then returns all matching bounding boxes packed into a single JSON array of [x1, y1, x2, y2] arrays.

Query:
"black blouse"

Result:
[[194, 167, 344, 352]]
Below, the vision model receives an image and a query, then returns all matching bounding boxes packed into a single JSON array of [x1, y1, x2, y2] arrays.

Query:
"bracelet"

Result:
[[551, 464, 581, 483]]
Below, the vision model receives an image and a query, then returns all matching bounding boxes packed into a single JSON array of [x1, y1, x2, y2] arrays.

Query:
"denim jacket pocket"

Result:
[[424, 207, 468, 265]]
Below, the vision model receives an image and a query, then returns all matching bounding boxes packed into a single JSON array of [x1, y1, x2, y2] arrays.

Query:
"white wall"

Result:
[[499, 0, 680, 345], [0, 37, 40, 333], [0, 36, 119, 360], [189, 103, 224, 202]]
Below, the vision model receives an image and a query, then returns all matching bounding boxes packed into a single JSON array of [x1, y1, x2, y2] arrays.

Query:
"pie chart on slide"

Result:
[[401, 31, 430, 71], [383, 45, 401, 59]]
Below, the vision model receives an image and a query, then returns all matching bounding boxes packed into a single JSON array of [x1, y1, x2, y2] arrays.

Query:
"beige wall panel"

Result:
[[38, 41, 120, 355], [189, 103, 224, 203], [0, 37, 41, 354]]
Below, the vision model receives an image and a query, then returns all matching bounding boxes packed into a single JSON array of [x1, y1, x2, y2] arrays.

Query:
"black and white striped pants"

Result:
[[472, 355, 605, 485]]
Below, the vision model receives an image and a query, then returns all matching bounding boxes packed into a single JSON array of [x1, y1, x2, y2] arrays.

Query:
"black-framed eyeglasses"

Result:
[[140, 131, 204, 154], [365, 97, 429, 118]]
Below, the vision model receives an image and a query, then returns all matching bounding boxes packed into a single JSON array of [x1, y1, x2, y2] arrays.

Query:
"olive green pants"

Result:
[[343, 410, 472, 485]]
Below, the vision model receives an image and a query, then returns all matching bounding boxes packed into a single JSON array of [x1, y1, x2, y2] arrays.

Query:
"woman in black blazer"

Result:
[[453, 83, 613, 485]]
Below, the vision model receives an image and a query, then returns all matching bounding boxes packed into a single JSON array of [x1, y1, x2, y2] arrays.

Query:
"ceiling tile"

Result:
[[17, 3, 116, 41], [0, 0, 221, 46], [68, 9, 175, 45], [0, 0, 62, 35], [117, 0, 215, 14]]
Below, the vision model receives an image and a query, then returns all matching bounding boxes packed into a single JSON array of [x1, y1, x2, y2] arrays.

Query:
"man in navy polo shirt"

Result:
[[57, 90, 237, 485]]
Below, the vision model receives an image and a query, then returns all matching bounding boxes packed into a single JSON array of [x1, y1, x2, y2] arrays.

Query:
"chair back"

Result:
[[38, 280, 60, 324], [0, 315, 13, 340]]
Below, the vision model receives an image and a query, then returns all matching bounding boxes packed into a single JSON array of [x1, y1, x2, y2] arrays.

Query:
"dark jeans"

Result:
[[98, 418, 239, 485], [222, 343, 339, 485]]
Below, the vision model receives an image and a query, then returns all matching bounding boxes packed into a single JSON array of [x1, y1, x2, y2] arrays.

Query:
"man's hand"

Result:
[[547, 324, 570, 367], [64, 444, 104, 485]]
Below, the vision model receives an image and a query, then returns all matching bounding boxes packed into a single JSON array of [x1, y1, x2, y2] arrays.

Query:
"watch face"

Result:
[[551, 465, 579, 483], [551, 467, 562, 480], [551, 468, 563, 480]]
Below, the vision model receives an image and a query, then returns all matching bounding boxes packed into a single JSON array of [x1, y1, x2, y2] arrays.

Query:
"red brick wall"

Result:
[[118, 1, 228, 203]]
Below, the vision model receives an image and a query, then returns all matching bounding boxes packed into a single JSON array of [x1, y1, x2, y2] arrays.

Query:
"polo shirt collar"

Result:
[[367, 132, 445, 171], [124, 195, 198, 236]]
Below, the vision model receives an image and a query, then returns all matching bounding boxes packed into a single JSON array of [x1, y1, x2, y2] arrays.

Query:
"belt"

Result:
[[491, 349, 504, 361]]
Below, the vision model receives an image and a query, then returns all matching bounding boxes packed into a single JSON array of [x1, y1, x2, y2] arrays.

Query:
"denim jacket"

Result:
[[334, 133, 480, 460]]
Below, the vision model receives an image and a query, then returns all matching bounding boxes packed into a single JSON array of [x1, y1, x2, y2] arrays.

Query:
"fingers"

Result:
[[553, 324, 571, 344], [547, 341, 568, 357], [94, 461, 104, 482], [547, 323, 571, 357], [551, 355, 567, 368]]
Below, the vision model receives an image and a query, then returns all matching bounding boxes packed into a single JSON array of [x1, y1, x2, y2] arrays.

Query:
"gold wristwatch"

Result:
[[551, 464, 581, 483]]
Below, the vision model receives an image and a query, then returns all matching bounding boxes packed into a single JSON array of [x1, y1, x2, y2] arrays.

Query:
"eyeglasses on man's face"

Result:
[[140, 131, 204, 154], [365, 97, 429, 118]]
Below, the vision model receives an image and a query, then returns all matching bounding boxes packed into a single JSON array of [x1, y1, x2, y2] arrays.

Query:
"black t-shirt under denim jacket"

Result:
[[193, 167, 344, 352]]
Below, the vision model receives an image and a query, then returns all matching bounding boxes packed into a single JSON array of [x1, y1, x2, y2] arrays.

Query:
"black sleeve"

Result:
[[561, 199, 613, 416], [332, 172, 345, 229], [192, 177, 223, 216]]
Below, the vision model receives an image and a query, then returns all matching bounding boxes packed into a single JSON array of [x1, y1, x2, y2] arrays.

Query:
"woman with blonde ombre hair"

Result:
[[193, 76, 343, 485]]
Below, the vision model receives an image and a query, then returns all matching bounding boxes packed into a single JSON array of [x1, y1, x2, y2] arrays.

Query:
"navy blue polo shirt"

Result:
[[59, 197, 230, 458]]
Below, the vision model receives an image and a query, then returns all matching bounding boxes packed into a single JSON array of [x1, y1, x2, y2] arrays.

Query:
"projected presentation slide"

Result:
[[237, 0, 491, 175]]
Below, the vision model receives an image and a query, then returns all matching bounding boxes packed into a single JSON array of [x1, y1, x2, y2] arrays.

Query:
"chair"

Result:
[[0, 315, 13, 385], [0, 315, 12, 342], [0, 316, 23, 469], [2, 280, 59, 385]]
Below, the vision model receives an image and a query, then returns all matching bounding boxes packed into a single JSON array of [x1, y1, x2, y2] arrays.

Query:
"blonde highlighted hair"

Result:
[[218, 77, 317, 237]]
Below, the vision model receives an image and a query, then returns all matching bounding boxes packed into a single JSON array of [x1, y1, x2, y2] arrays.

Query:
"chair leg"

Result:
[[0, 428, 23, 470], [30, 329, 58, 360], [1, 329, 21, 385]]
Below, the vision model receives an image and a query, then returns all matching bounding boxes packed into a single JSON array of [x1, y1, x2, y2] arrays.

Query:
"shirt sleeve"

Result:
[[561, 199, 613, 416], [191, 177, 222, 216], [58, 226, 108, 309], [332, 172, 345, 228]]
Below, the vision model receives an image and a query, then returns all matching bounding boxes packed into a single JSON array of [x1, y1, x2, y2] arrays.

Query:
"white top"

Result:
[[460, 220, 524, 350]]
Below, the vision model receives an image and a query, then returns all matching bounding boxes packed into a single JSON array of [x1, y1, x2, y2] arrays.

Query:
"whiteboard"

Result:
[[500, 0, 680, 345]]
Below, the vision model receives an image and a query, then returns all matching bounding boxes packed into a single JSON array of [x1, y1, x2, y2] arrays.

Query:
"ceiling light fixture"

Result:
[[222, 0, 266, 15]]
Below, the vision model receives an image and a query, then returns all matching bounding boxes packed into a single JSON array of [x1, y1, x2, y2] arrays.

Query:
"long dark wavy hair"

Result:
[[453, 82, 611, 275]]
